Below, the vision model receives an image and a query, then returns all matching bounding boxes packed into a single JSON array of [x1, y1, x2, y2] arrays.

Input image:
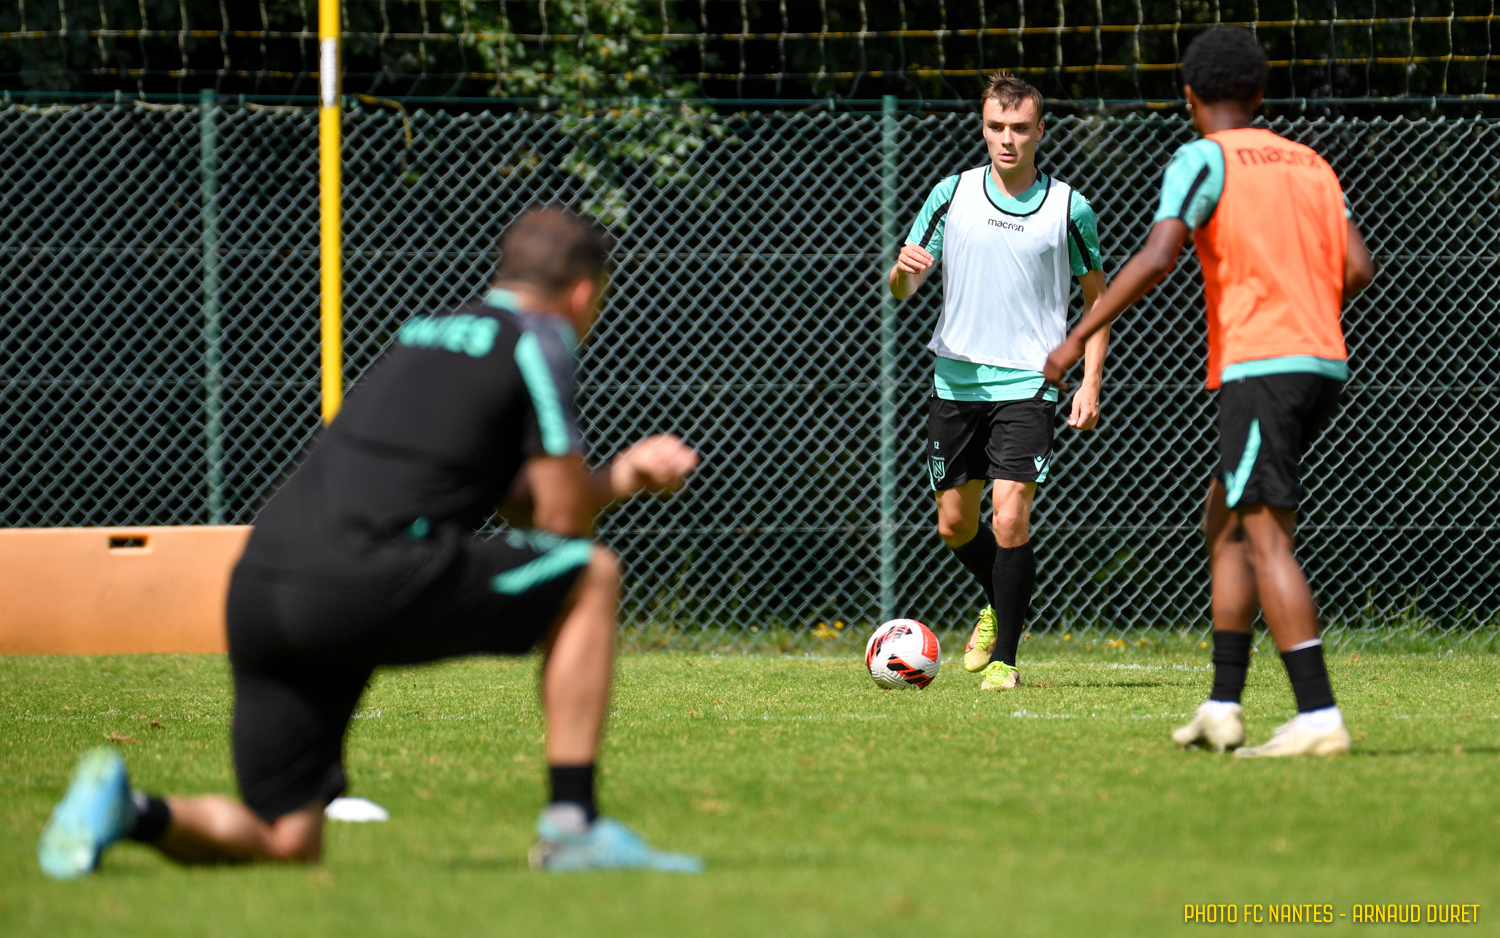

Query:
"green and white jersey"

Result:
[[907, 168, 1103, 402]]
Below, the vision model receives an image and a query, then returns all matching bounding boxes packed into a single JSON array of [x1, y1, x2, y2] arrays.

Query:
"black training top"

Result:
[[237, 289, 585, 585]]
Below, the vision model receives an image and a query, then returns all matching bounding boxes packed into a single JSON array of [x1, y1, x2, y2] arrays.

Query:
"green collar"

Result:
[[484, 288, 580, 353], [483, 287, 522, 311], [984, 169, 1048, 214]]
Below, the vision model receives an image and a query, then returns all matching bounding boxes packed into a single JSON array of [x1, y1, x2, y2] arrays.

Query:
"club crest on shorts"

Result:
[[929, 456, 947, 486]]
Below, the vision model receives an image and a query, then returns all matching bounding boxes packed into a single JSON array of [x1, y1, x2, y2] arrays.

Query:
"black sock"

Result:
[[949, 533, 997, 608], [125, 792, 172, 844], [1280, 641, 1336, 712], [989, 542, 1036, 667], [1208, 630, 1253, 704], [548, 764, 597, 822]]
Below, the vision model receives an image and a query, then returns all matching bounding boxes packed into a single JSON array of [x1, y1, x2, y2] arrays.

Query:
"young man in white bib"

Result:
[[888, 74, 1111, 691]]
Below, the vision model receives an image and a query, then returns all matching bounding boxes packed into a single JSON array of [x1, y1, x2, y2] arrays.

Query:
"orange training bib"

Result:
[[1194, 127, 1349, 388]]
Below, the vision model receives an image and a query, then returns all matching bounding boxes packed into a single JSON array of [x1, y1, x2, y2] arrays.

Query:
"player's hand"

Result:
[[894, 244, 935, 274], [1068, 384, 1100, 431], [1043, 335, 1085, 391], [610, 435, 700, 497]]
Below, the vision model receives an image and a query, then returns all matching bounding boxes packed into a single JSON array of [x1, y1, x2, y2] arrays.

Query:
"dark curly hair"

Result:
[[1181, 27, 1270, 104]]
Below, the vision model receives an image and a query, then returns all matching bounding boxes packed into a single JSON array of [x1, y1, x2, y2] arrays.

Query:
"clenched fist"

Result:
[[610, 435, 700, 497], [894, 243, 936, 275]]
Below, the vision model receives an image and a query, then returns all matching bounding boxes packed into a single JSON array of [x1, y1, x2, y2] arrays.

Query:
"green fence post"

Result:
[[878, 95, 900, 622], [200, 89, 225, 524]]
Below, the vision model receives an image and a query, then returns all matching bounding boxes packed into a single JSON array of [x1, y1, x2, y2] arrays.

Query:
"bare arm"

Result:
[[1344, 220, 1375, 300], [1044, 219, 1191, 389], [888, 244, 936, 300], [499, 435, 701, 536], [1067, 269, 1111, 431], [518, 454, 594, 537]]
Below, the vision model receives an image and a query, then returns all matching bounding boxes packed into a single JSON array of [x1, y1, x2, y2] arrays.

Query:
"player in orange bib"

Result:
[[1042, 27, 1375, 757]]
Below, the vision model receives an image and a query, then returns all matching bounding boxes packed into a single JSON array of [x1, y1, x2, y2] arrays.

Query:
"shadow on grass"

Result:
[[1047, 680, 1171, 689], [441, 854, 797, 874], [441, 858, 531, 873], [618, 620, 1499, 658], [1350, 746, 1500, 757]]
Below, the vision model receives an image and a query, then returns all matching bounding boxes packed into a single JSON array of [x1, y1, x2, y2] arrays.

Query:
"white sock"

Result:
[[1201, 699, 1242, 718], [1297, 705, 1343, 732], [541, 802, 590, 836]]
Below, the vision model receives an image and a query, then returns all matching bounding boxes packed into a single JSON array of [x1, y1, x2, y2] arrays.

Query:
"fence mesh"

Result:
[[3, 0, 1498, 104], [2, 101, 1497, 650]]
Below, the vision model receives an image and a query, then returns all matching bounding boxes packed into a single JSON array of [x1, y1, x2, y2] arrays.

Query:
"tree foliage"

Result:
[[449, 0, 726, 225]]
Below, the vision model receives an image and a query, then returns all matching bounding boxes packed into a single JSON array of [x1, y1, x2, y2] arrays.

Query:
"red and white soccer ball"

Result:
[[865, 618, 941, 689]]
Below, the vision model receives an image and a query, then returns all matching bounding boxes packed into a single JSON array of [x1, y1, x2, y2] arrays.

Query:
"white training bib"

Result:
[[929, 167, 1075, 371]]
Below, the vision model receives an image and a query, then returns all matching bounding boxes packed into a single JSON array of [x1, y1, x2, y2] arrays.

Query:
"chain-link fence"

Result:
[[2, 100, 1497, 650]]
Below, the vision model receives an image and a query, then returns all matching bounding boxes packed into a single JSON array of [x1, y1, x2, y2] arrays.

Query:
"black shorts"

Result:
[[226, 529, 592, 823], [1218, 373, 1343, 511], [927, 395, 1057, 490]]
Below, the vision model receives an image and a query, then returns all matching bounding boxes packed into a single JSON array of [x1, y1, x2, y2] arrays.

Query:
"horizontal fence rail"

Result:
[[2, 101, 1496, 650]]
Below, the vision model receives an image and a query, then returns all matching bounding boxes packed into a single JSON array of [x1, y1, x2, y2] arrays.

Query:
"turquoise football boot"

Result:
[[38, 748, 136, 879], [529, 808, 704, 873]]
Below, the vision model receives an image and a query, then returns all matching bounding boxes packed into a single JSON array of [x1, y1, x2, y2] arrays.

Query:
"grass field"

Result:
[[2, 646, 1495, 936]]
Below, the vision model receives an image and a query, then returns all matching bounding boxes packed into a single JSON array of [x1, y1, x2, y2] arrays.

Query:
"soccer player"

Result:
[[1043, 28, 1375, 756], [38, 206, 706, 876], [888, 74, 1111, 691]]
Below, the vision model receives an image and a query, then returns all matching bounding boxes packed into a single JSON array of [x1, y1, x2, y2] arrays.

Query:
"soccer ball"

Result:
[[865, 619, 941, 689]]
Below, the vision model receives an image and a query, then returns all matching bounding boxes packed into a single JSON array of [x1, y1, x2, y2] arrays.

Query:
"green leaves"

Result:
[[453, 0, 725, 225]]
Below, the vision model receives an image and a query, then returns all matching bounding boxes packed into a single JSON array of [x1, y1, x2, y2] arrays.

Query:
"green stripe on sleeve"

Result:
[[1067, 191, 1103, 274], [907, 175, 960, 262], [491, 539, 593, 595], [1153, 139, 1225, 230], [514, 332, 571, 456]]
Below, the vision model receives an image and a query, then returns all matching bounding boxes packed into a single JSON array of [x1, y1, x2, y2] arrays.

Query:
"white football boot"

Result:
[[1171, 701, 1246, 753], [1235, 708, 1351, 758]]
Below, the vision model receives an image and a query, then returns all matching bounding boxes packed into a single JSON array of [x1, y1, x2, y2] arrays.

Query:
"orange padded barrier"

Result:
[[0, 526, 250, 654]]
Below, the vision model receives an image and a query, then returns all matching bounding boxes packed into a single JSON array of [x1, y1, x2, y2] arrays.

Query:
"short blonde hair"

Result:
[[981, 73, 1044, 119]]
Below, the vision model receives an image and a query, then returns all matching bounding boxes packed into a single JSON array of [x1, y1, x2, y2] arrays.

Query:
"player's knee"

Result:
[[937, 515, 978, 546], [555, 545, 620, 630], [584, 545, 622, 594], [573, 546, 621, 612], [267, 837, 320, 863], [991, 509, 1028, 546], [1241, 526, 1292, 568], [264, 818, 322, 862]]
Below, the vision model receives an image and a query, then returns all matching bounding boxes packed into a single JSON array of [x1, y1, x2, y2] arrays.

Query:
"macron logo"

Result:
[[987, 218, 1025, 232], [1235, 146, 1322, 168]]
